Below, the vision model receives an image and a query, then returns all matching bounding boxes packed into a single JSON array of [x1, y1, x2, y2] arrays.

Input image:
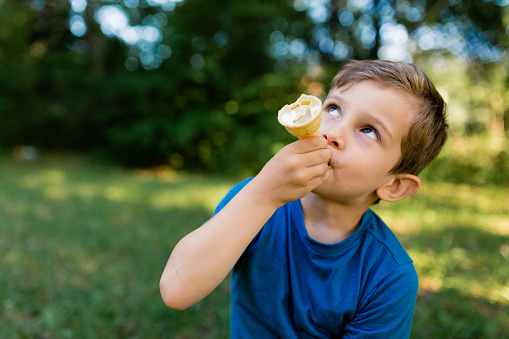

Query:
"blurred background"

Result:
[[1, 0, 508, 338]]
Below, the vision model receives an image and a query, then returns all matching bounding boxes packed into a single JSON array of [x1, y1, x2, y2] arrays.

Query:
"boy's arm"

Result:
[[160, 136, 331, 310]]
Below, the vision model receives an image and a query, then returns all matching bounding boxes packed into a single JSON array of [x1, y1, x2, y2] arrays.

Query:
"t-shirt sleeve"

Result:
[[213, 177, 254, 216], [343, 262, 419, 338]]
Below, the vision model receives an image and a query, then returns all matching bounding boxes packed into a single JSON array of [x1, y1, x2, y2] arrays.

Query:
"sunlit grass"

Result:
[[1, 149, 508, 338]]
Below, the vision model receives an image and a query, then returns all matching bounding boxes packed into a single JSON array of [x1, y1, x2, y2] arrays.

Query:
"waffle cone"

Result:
[[278, 94, 322, 139]]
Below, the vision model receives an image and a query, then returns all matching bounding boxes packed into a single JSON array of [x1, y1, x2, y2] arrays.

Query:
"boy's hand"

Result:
[[251, 136, 332, 207]]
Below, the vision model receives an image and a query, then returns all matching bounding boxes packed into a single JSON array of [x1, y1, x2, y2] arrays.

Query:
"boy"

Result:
[[160, 60, 448, 337]]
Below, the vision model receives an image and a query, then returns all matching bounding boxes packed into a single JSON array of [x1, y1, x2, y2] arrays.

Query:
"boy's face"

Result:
[[313, 80, 417, 205]]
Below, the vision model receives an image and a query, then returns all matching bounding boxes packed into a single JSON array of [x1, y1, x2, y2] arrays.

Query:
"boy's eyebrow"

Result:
[[368, 114, 393, 142]]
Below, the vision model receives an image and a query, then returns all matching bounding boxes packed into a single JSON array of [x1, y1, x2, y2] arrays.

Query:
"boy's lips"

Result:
[[327, 154, 339, 168], [328, 160, 339, 168]]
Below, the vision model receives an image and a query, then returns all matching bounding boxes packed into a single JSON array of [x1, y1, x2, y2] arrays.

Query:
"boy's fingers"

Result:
[[307, 162, 331, 181], [292, 136, 328, 153], [304, 148, 332, 168], [321, 166, 332, 182]]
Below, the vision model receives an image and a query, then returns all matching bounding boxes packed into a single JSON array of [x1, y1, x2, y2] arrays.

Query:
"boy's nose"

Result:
[[323, 133, 346, 150]]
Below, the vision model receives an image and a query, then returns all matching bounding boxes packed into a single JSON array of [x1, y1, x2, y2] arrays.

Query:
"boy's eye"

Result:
[[361, 127, 379, 141], [326, 105, 341, 118]]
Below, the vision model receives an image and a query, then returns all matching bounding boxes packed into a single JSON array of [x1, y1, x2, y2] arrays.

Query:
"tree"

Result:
[[0, 0, 507, 173]]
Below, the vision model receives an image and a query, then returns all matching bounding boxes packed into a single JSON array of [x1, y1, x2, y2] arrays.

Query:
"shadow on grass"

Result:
[[400, 225, 509, 338], [412, 287, 509, 339], [402, 224, 509, 258]]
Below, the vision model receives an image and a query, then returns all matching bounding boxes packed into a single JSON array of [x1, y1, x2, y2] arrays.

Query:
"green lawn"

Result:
[[1, 148, 508, 338]]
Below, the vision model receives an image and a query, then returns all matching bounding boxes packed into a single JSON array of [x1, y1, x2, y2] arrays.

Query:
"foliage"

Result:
[[420, 133, 509, 186], [0, 0, 507, 174], [0, 0, 311, 173], [0, 153, 507, 337]]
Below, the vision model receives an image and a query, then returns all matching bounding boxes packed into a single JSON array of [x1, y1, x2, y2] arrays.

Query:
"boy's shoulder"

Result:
[[362, 209, 414, 267], [216, 179, 412, 259]]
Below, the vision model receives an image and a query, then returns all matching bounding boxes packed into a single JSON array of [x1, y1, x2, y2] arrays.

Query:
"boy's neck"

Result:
[[300, 193, 370, 245]]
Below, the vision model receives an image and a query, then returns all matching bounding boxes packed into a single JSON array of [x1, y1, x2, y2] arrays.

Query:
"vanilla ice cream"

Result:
[[278, 94, 322, 139]]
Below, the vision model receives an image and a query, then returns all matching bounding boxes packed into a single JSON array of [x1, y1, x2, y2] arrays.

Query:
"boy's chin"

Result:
[[310, 180, 378, 206], [311, 180, 328, 195], [310, 182, 335, 200]]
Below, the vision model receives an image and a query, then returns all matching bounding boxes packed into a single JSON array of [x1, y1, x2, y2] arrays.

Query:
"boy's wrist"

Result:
[[245, 176, 286, 211]]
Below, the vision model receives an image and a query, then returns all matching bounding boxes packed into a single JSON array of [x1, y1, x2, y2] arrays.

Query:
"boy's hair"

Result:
[[330, 60, 448, 175]]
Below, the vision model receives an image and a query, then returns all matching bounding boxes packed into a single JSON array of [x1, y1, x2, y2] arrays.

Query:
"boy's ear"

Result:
[[376, 173, 421, 202]]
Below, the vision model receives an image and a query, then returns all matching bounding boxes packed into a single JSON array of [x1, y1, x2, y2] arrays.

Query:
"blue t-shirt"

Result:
[[214, 178, 418, 338]]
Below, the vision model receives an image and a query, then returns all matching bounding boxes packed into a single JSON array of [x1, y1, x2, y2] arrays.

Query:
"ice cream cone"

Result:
[[278, 94, 322, 139]]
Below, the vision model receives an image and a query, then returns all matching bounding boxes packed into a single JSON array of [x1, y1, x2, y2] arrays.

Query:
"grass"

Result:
[[0, 155, 234, 338], [1, 138, 508, 338]]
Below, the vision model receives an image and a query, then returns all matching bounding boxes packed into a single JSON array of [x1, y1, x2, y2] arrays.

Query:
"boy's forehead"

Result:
[[330, 79, 390, 93], [328, 80, 419, 107]]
